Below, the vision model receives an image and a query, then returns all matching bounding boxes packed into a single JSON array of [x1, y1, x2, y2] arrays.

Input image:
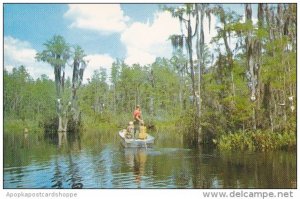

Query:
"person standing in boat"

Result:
[[133, 105, 143, 138]]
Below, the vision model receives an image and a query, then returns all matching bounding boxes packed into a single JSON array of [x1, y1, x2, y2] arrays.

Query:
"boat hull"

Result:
[[119, 131, 155, 148]]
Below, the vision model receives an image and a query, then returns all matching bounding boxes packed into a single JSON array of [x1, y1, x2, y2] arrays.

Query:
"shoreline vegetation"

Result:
[[4, 4, 296, 152], [4, 116, 296, 152]]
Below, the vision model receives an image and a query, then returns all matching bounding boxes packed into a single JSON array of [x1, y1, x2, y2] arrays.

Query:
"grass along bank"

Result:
[[4, 119, 43, 134], [4, 116, 296, 153], [218, 130, 296, 151]]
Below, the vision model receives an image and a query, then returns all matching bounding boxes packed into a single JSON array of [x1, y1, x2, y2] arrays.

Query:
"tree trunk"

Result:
[[195, 4, 206, 144], [58, 131, 67, 147], [245, 4, 263, 130], [187, 15, 201, 144], [219, 11, 235, 103], [70, 57, 85, 129], [231, 71, 235, 98], [54, 65, 61, 99], [187, 18, 196, 105], [179, 72, 183, 110], [54, 62, 65, 133], [149, 96, 154, 117], [252, 106, 256, 130], [113, 86, 117, 113], [58, 115, 68, 132]]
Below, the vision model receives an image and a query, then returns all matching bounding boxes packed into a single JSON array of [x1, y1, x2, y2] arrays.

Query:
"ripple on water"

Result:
[[4, 134, 297, 188], [4, 161, 54, 188]]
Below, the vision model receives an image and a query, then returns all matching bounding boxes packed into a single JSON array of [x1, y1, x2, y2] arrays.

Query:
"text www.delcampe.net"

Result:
[[202, 190, 294, 199]]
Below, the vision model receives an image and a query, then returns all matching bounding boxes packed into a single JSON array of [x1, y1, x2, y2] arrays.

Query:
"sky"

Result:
[[3, 3, 247, 82]]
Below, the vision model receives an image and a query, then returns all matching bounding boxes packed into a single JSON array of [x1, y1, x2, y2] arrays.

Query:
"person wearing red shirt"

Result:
[[133, 105, 142, 138]]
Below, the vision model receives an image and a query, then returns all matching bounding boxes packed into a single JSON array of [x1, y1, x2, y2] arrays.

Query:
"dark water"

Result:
[[4, 130, 296, 189]]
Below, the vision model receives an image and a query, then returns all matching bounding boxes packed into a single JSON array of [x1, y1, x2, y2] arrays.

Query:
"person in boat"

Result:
[[138, 121, 148, 140], [133, 105, 142, 138], [125, 121, 134, 139]]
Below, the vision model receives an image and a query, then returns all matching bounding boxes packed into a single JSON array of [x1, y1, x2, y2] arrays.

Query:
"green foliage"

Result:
[[4, 119, 43, 134], [4, 4, 296, 153], [4, 67, 56, 122], [219, 130, 296, 151], [73, 45, 86, 61], [35, 35, 70, 67]]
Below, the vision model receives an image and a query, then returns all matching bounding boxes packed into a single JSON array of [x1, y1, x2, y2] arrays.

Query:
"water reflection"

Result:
[[3, 131, 297, 189], [52, 156, 63, 188], [44, 130, 82, 152], [124, 148, 148, 188], [22, 128, 30, 149], [58, 132, 67, 148], [52, 132, 83, 188]]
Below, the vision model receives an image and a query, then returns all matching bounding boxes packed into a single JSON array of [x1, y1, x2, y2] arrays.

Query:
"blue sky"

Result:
[[4, 4, 159, 57], [4, 3, 248, 81]]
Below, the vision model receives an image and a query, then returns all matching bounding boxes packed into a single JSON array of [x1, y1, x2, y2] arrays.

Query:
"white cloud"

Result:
[[121, 11, 181, 65], [64, 4, 129, 34], [4, 36, 54, 79], [4, 36, 114, 84], [203, 14, 218, 45], [83, 54, 114, 82], [121, 11, 218, 66]]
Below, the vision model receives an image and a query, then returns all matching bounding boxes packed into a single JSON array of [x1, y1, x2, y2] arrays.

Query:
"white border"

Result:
[[1, 1, 299, 199]]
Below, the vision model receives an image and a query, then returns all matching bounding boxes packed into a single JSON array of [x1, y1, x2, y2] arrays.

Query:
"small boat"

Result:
[[118, 130, 155, 148]]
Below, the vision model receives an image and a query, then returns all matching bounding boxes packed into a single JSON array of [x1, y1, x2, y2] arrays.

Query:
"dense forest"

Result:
[[4, 4, 296, 151]]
